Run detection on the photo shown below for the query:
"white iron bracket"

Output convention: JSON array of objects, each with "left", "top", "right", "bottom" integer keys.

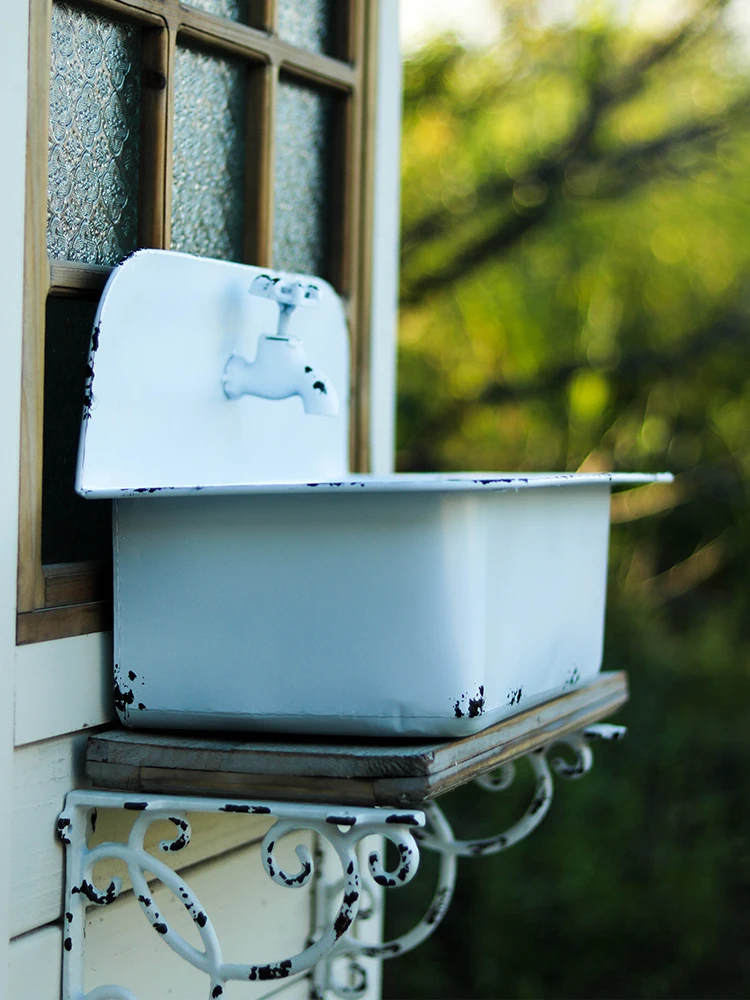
[
  {"left": 311, "top": 724, "right": 626, "bottom": 998},
  {"left": 57, "top": 725, "right": 625, "bottom": 1000}
]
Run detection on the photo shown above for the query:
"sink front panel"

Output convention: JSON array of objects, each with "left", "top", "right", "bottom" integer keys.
[{"left": 113, "top": 485, "right": 612, "bottom": 736}]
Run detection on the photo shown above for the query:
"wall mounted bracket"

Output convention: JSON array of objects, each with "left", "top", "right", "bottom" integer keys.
[{"left": 57, "top": 725, "right": 624, "bottom": 1000}]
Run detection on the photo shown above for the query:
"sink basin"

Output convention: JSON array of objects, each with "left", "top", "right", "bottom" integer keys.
[{"left": 78, "top": 251, "right": 669, "bottom": 737}]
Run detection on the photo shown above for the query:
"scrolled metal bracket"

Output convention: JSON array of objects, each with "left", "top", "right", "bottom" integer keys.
[
  {"left": 58, "top": 725, "right": 625, "bottom": 1000},
  {"left": 57, "top": 790, "right": 424, "bottom": 1000},
  {"left": 314, "top": 724, "right": 626, "bottom": 998}
]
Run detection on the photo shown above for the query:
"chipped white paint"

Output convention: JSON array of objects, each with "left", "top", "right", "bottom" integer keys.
[
  {"left": 76, "top": 251, "right": 350, "bottom": 495},
  {"left": 9, "top": 851, "right": 314, "bottom": 1000},
  {"left": 110, "top": 480, "right": 661, "bottom": 737},
  {"left": 75, "top": 251, "right": 669, "bottom": 738},
  {"left": 11, "top": 731, "right": 282, "bottom": 939},
  {"left": 58, "top": 791, "right": 424, "bottom": 1000}
]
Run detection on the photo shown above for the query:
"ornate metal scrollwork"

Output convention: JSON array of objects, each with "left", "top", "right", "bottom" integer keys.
[
  {"left": 58, "top": 791, "right": 424, "bottom": 1000},
  {"left": 58, "top": 726, "right": 625, "bottom": 1000},
  {"left": 317, "top": 725, "right": 625, "bottom": 997}
]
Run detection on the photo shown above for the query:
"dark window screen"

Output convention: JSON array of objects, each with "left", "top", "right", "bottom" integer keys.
[{"left": 42, "top": 296, "right": 112, "bottom": 565}]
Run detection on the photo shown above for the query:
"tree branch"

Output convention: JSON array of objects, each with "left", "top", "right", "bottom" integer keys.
[{"left": 400, "top": 0, "right": 734, "bottom": 305}]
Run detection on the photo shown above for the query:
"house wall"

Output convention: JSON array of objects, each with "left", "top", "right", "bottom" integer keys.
[{"left": 1, "top": 2, "right": 402, "bottom": 997}]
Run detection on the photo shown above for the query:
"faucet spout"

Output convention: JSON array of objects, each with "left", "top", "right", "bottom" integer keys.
[{"left": 222, "top": 335, "right": 338, "bottom": 417}]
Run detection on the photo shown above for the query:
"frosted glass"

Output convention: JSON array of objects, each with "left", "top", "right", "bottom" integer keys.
[
  {"left": 277, "top": 0, "right": 336, "bottom": 56},
  {"left": 171, "top": 47, "right": 247, "bottom": 261},
  {"left": 47, "top": 3, "right": 141, "bottom": 266},
  {"left": 183, "top": 0, "right": 249, "bottom": 22},
  {"left": 274, "top": 78, "right": 334, "bottom": 277}
]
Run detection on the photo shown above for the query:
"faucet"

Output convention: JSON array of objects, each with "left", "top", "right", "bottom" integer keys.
[{"left": 222, "top": 275, "right": 338, "bottom": 417}]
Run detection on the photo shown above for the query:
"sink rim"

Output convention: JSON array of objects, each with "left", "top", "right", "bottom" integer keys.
[{"left": 79, "top": 469, "right": 672, "bottom": 499}]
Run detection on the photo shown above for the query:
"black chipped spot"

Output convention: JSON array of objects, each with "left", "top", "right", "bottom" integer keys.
[
  {"left": 212, "top": 988, "right": 224, "bottom": 998},
  {"left": 113, "top": 678, "right": 135, "bottom": 714},
  {"left": 196, "top": 912, "right": 207, "bottom": 927},
  {"left": 312, "top": 380, "right": 327, "bottom": 394},
  {"left": 528, "top": 795, "right": 547, "bottom": 815},
  {"left": 65, "top": 911, "right": 73, "bottom": 923},
  {"left": 385, "top": 814, "right": 419, "bottom": 825},
  {"left": 220, "top": 804, "right": 250, "bottom": 813},
  {"left": 138, "top": 895, "right": 152, "bottom": 907},
  {"left": 346, "top": 861, "right": 354, "bottom": 875},
  {"left": 72, "top": 879, "right": 118, "bottom": 905},
  {"left": 334, "top": 911, "right": 352, "bottom": 938},
  {"left": 364, "top": 943, "right": 401, "bottom": 957},
  {"left": 251, "top": 960, "right": 292, "bottom": 982},
  {"left": 251, "top": 806, "right": 271, "bottom": 814},
  {"left": 343, "top": 890, "right": 359, "bottom": 907},
  {"left": 305, "top": 366, "right": 313, "bottom": 373},
  {"left": 128, "top": 670, "right": 137, "bottom": 681},
  {"left": 468, "top": 685, "right": 486, "bottom": 718},
  {"left": 153, "top": 921, "right": 168, "bottom": 935},
  {"left": 564, "top": 667, "right": 581, "bottom": 688},
  {"left": 64, "top": 937, "right": 72, "bottom": 951},
  {"left": 282, "top": 861, "right": 312, "bottom": 886},
  {"left": 373, "top": 875, "right": 397, "bottom": 888},
  {"left": 425, "top": 886, "right": 451, "bottom": 924},
  {"left": 326, "top": 815, "right": 356, "bottom": 827},
  {"left": 124, "top": 801, "right": 148, "bottom": 810}
]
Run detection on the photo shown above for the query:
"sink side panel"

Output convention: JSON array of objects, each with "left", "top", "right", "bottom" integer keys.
[{"left": 480, "top": 484, "right": 612, "bottom": 714}]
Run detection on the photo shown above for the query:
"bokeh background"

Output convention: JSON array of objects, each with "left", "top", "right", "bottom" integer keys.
[{"left": 383, "top": 1, "right": 750, "bottom": 996}]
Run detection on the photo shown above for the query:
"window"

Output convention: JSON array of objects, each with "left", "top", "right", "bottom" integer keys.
[{"left": 19, "top": 0, "right": 376, "bottom": 644}]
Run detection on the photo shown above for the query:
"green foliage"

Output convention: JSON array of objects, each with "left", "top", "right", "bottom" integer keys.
[{"left": 388, "top": 2, "right": 750, "bottom": 996}]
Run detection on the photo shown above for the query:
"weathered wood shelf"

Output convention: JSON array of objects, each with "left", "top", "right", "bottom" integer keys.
[{"left": 86, "top": 672, "right": 627, "bottom": 807}]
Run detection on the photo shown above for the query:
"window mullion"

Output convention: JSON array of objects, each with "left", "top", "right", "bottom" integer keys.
[
  {"left": 245, "top": 61, "right": 277, "bottom": 266},
  {"left": 140, "top": 25, "right": 171, "bottom": 248},
  {"left": 161, "top": 23, "right": 179, "bottom": 250}
]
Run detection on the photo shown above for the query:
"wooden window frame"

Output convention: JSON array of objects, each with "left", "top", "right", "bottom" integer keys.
[{"left": 18, "top": 0, "right": 378, "bottom": 645}]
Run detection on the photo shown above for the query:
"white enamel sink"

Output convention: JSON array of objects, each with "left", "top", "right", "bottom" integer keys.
[{"left": 78, "top": 251, "right": 670, "bottom": 737}]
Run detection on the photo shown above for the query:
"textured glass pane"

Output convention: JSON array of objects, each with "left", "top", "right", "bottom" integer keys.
[
  {"left": 183, "top": 0, "right": 249, "bottom": 22},
  {"left": 171, "top": 47, "right": 246, "bottom": 262},
  {"left": 43, "top": 297, "right": 111, "bottom": 565},
  {"left": 277, "top": 0, "right": 336, "bottom": 56},
  {"left": 47, "top": 3, "right": 141, "bottom": 266},
  {"left": 274, "top": 79, "right": 334, "bottom": 277}
]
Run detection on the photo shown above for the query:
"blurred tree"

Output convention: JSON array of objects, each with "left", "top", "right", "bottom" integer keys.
[
  {"left": 387, "top": 1, "right": 750, "bottom": 997},
  {"left": 397, "top": 0, "right": 750, "bottom": 620}
]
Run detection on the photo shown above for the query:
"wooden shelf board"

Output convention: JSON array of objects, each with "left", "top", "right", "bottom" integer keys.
[{"left": 86, "top": 672, "right": 628, "bottom": 807}]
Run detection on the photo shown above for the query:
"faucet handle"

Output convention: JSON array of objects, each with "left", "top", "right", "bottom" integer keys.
[{"left": 250, "top": 275, "right": 321, "bottom": 309}]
